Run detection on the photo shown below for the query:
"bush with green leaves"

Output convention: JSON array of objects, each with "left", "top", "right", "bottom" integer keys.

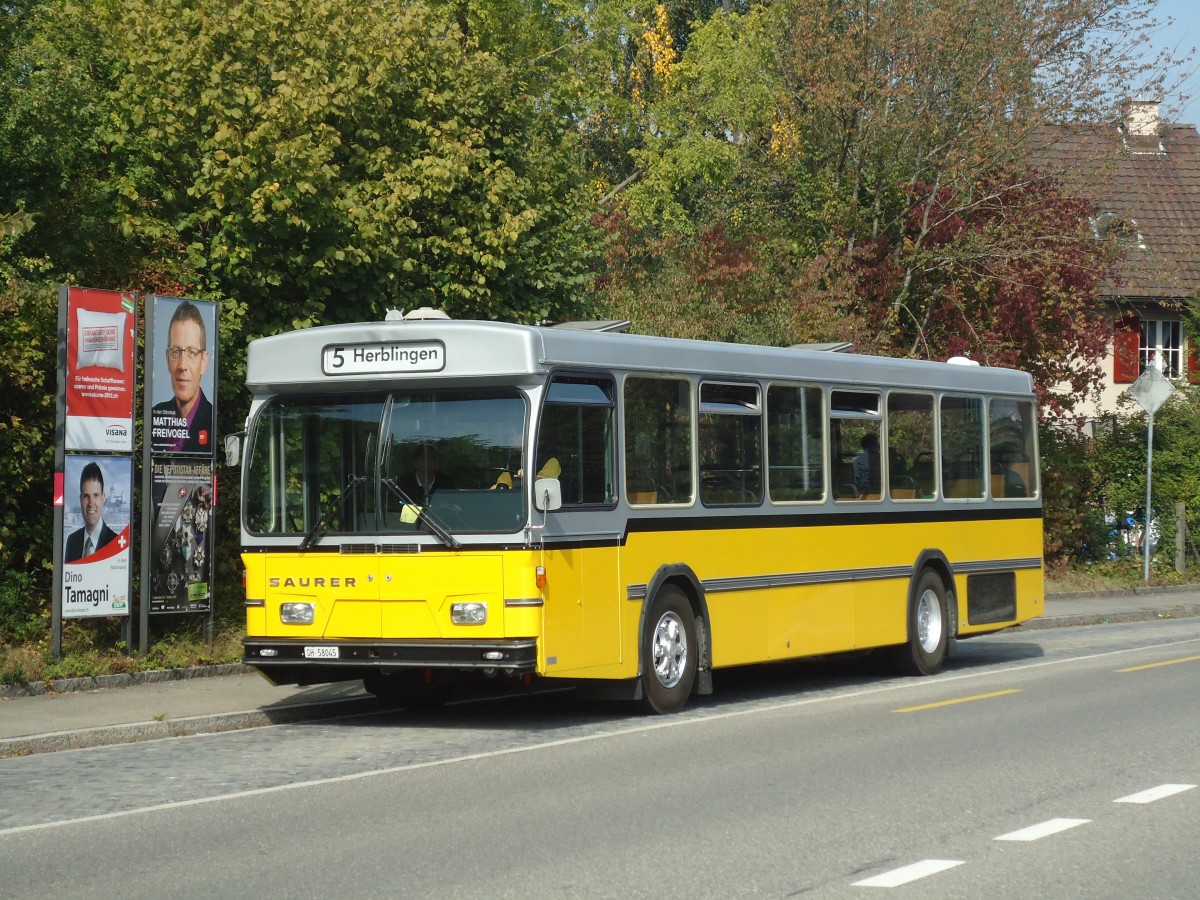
[
  {"left": 0, "top": 279, "right": 58, "bottom": 641},
  {"left": 1058, "top": 387, "right": 1200, "bottom": 572}
]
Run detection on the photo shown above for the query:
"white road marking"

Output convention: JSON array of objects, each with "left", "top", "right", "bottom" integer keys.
[
  {"left": 853, "top": 859, "right": 965, "bottom": 888},
  {"left": 995, "top": 818, "right": 1091, "bottom": 841},
  {"left": 1116, "top": 783, "right": 1196, "bottom": 804}
]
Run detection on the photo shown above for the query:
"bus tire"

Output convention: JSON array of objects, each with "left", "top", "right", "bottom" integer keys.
[
  {"left": 890, "top": 569, "right": 949, "bottom": 676},
  {"left": 640, "top": 585, "right": 698, "bottom": 714}
]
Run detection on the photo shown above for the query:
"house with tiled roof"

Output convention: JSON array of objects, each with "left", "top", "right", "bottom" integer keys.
[{"left": 1030, "top": 100, "right": 1200, "bottom": 422}]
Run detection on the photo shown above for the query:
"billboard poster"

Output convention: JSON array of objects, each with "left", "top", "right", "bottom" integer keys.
[
  {"left": 148, "top": 295, "right": 217, "bottom": 455},
  {"left": 61, "top": 455, "right": 133, "bottom": 619},
  {"left": 149, "top": 459, "right": 214, "bottom": 613},
  {"left": 64, "top": 287, "right": 137, "bottom": 452}
]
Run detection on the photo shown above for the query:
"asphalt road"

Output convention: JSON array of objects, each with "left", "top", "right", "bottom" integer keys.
[{"left": 1, "top": 617, "right": 1197, "bottom": 899}]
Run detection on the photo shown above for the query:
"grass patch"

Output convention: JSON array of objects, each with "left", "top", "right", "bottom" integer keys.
[
  {"left": 1, "top": 621, "right": 244, "bottom": 688},
  {"left": 1046, "top": 555, "right": 1193, "bottom": 594}
]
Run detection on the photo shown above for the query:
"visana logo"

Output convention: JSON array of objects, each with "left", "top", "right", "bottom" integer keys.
[{"left": 106, "top": 424, "right": 129, "bottom": 436}]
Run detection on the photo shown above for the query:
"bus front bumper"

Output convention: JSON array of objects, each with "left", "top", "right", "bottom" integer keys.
[{"left": 244, "top": 637, "right": 538, "bottom": 675}]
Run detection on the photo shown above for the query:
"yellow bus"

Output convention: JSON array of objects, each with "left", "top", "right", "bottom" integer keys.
[{"left": 239, "top": 313, "right": 1042, "bottom": 712}]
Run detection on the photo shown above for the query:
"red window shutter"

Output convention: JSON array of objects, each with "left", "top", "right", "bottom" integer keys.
[
  {"left": 1112, "top": 316, "right": 1140, "bottom": 384},
  {"left": 1188, "top": 339, "right": 1200, "bottom": 385}
]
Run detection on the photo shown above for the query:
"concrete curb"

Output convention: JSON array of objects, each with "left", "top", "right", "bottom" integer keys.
[
  {"left": 1042, "top": 584, "right": 1200, "bottom": 600},
  {"left": 0, "top": 695, "right": 385, "bottom": 758},
  {"left": 1016, "top": 603, "right": 1200, "bottom": 630},
  {"left": 0, "top": 662, "right": 254, "bottom": 701}
]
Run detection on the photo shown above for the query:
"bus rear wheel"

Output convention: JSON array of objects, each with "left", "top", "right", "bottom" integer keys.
[
  {"left": 640, "top": 585, "right": 698, "bottom": 714},
  {"left": 890, "top": 570, "right": 949, "bottom": 676}
]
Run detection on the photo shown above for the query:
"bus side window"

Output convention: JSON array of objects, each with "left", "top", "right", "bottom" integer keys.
[
  {"left": 700, "top": 382, "right": 762, "bottom": 507},
  {"left": 538, "top": 376, "right": 616, "bottom": 507},
  {"left": 989, "top": 398, "right": 1037, "bottom": 498},
  {"left": 624, "top": 377, "right": 693, "bottom": 505},
  {"left": 886, "top": 392, "right": 935, "bottom": 501},
  {"left": 941, "top": 396, "right": 985, "bottom": 499},
  {"left": 766, "top": 384, "right": 825, "bottom": 503},
  {"left": 833, "top": 420, "right": 882, "bottom": 501}
]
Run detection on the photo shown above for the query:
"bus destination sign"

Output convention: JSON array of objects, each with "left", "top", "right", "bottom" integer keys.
[{"left": 322, "top": 340, "right": 446, "bottom": 376}]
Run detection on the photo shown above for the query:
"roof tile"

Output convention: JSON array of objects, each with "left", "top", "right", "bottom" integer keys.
[{"left": 1030, "top": 122, "right": 1200, "bottom": 300}]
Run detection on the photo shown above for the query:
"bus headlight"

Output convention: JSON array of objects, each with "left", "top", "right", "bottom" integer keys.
[
  {"left": 451, "top": 602, "right": 488, "bottom": 625},
  {"left": 280, "top": 602, "right": 315, "bottom": 625}
]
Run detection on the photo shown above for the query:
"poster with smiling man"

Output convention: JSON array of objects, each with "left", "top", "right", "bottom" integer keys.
[
  {"left": 61, "top": 455, "right": 133, "bottom": 619},
  {"left": 148, "top": 296, "right": 218, "bottom": 455}
]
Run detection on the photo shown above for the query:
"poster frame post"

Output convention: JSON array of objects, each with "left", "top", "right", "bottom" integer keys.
[
  {"left": 53, "top": 286, "right": 139, "bottom": 659},
  {"left": 52, "top": 288, "right": 66, "bottom": 659},
  {"left": 140, "top": 296, "right": 219, "bottom": 654}
]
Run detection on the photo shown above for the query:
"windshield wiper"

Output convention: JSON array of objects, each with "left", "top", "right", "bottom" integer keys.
[
  {"left": 299, "top": 473, "right": 367, "bottom": 552},
  {"left": 380, "top": 476, "right": 462, "bottom": 550}
]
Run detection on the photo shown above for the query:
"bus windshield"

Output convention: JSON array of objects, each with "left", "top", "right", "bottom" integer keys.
[{"left": 245, "top": 389, "right": 528, "bottom": 538}]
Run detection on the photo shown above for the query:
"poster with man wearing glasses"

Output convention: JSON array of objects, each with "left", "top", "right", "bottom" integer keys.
[{"left": 149, "top": 296, "right": 217, "bottom": 455}]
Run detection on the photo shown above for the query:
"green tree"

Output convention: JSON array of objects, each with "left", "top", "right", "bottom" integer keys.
[
  {"left": 601, "top": 0, "right": 1182, "bottom": 412},
  {"left": 0, "top": 1, "right": 129, "bottom": 285},
  {"left": 0, "top": 278, "right": 58, "bottom": 640},
  {"left": 99, "top": 0, "right": 599, "bottom": 334}
]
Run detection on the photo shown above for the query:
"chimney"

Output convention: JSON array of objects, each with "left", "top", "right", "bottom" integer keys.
[{"left": 1123, "top": 99, "right": 1161, "bottom": 137}]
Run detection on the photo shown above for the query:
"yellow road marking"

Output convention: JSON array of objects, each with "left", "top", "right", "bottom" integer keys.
[
  {"left": 894, "top": 689, "right": 1022, "bottom": 713},
  {"left": 1116, "top": 654, "right": 1200, "bottom": 673}
]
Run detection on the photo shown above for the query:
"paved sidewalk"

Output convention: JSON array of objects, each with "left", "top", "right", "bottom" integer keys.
[{"left": 3, "top": 588, "right": 1199, "bottom": 757}]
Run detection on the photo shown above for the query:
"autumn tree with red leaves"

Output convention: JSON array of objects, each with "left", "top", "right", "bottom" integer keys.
[
  {"left": 594, "top": 0, "right": 1185, "bottom": 413},
  {"left": 849, "top": 171, "right": 1117, "bottom": 412}
]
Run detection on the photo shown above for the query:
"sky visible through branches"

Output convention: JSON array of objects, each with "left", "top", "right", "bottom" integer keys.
[{"left": 1140, "top": 0, "right": 1200, "bottom": 123}]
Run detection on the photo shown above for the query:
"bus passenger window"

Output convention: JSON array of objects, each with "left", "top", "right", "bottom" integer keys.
[
  {"left": 767, "top": 385, "right": 825, "bottom": 502},
  {"left": 886, "top": 392, "right": 935, "bottom": 500},
  {"left": 700, "top": 382, "right": 762, "bottom": 506},
  {"left": 990, "top": 398, "right": 1037, "bottom": 498},
  {"left": 624, "top": 377, "right": 693, "bottom": 505},
  {"left": 830, "top": 390, "right": 882, "bottom": 502},
  {"left": 831, "top": 420, "right": 882, "bottom": 501},
  {"left": 941, "top": 396, "right": 985, "bottom": 499}
]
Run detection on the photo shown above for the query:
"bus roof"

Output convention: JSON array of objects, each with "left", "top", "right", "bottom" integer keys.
[{"left": 245, "top": 318, "right": 1034, "bottom": 397}]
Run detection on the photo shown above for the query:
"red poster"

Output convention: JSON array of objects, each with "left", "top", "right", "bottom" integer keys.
[{"left": 64, "top": 287, "right": 137, "bottom": 452}]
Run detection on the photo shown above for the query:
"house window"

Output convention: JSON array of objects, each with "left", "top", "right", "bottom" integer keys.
[{"left": 1140, "top": 319, "right": 1183, "bottom": 378}]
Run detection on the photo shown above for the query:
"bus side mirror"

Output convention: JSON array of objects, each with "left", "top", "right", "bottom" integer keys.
[
  {"left": 534, "top": 477, "right": 562, "bottom": 512},
  {"left": 224, "top": 433, "right": 243, "bottom": 467}
]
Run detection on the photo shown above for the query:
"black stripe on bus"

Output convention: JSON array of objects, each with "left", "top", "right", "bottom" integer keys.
[
  {"left": 626, "top": 556, "right": 1042, "bottom": 601},
  {"left": 622, "top": 504, "right": 1041, "bottom": 534}
]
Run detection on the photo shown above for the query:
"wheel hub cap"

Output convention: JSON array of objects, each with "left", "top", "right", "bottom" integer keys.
[{"left": 651, "top": 612, "right": 687, "bottom": 688}]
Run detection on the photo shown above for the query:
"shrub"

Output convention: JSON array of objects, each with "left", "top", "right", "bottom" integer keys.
[
  {"left": 0, "top": 569, "right": 47, "bottom": 644},
  {"left": 0, "top": 279, "right": 58, "bottom": 619}
]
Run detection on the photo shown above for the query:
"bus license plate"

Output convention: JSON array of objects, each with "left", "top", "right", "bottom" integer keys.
[{"left": 304, "top": 646, "right": 339, "bottom": 659}]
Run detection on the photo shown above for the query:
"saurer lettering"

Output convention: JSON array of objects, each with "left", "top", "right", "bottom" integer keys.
[{"left": 268, "top": 577, "right": 358, "bottom": 588}]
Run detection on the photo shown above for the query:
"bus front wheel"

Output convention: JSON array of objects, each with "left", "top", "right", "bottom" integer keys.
[
  {"left": 890, "top": 570, "right": 949, "bottom": 676},
  {"left": 640, "top": 585, "right": 698, "bottom": 714}
]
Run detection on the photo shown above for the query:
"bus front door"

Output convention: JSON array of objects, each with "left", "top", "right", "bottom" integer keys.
[{"left": 540, "top": 539, "right": 623, "bottom": 676}]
